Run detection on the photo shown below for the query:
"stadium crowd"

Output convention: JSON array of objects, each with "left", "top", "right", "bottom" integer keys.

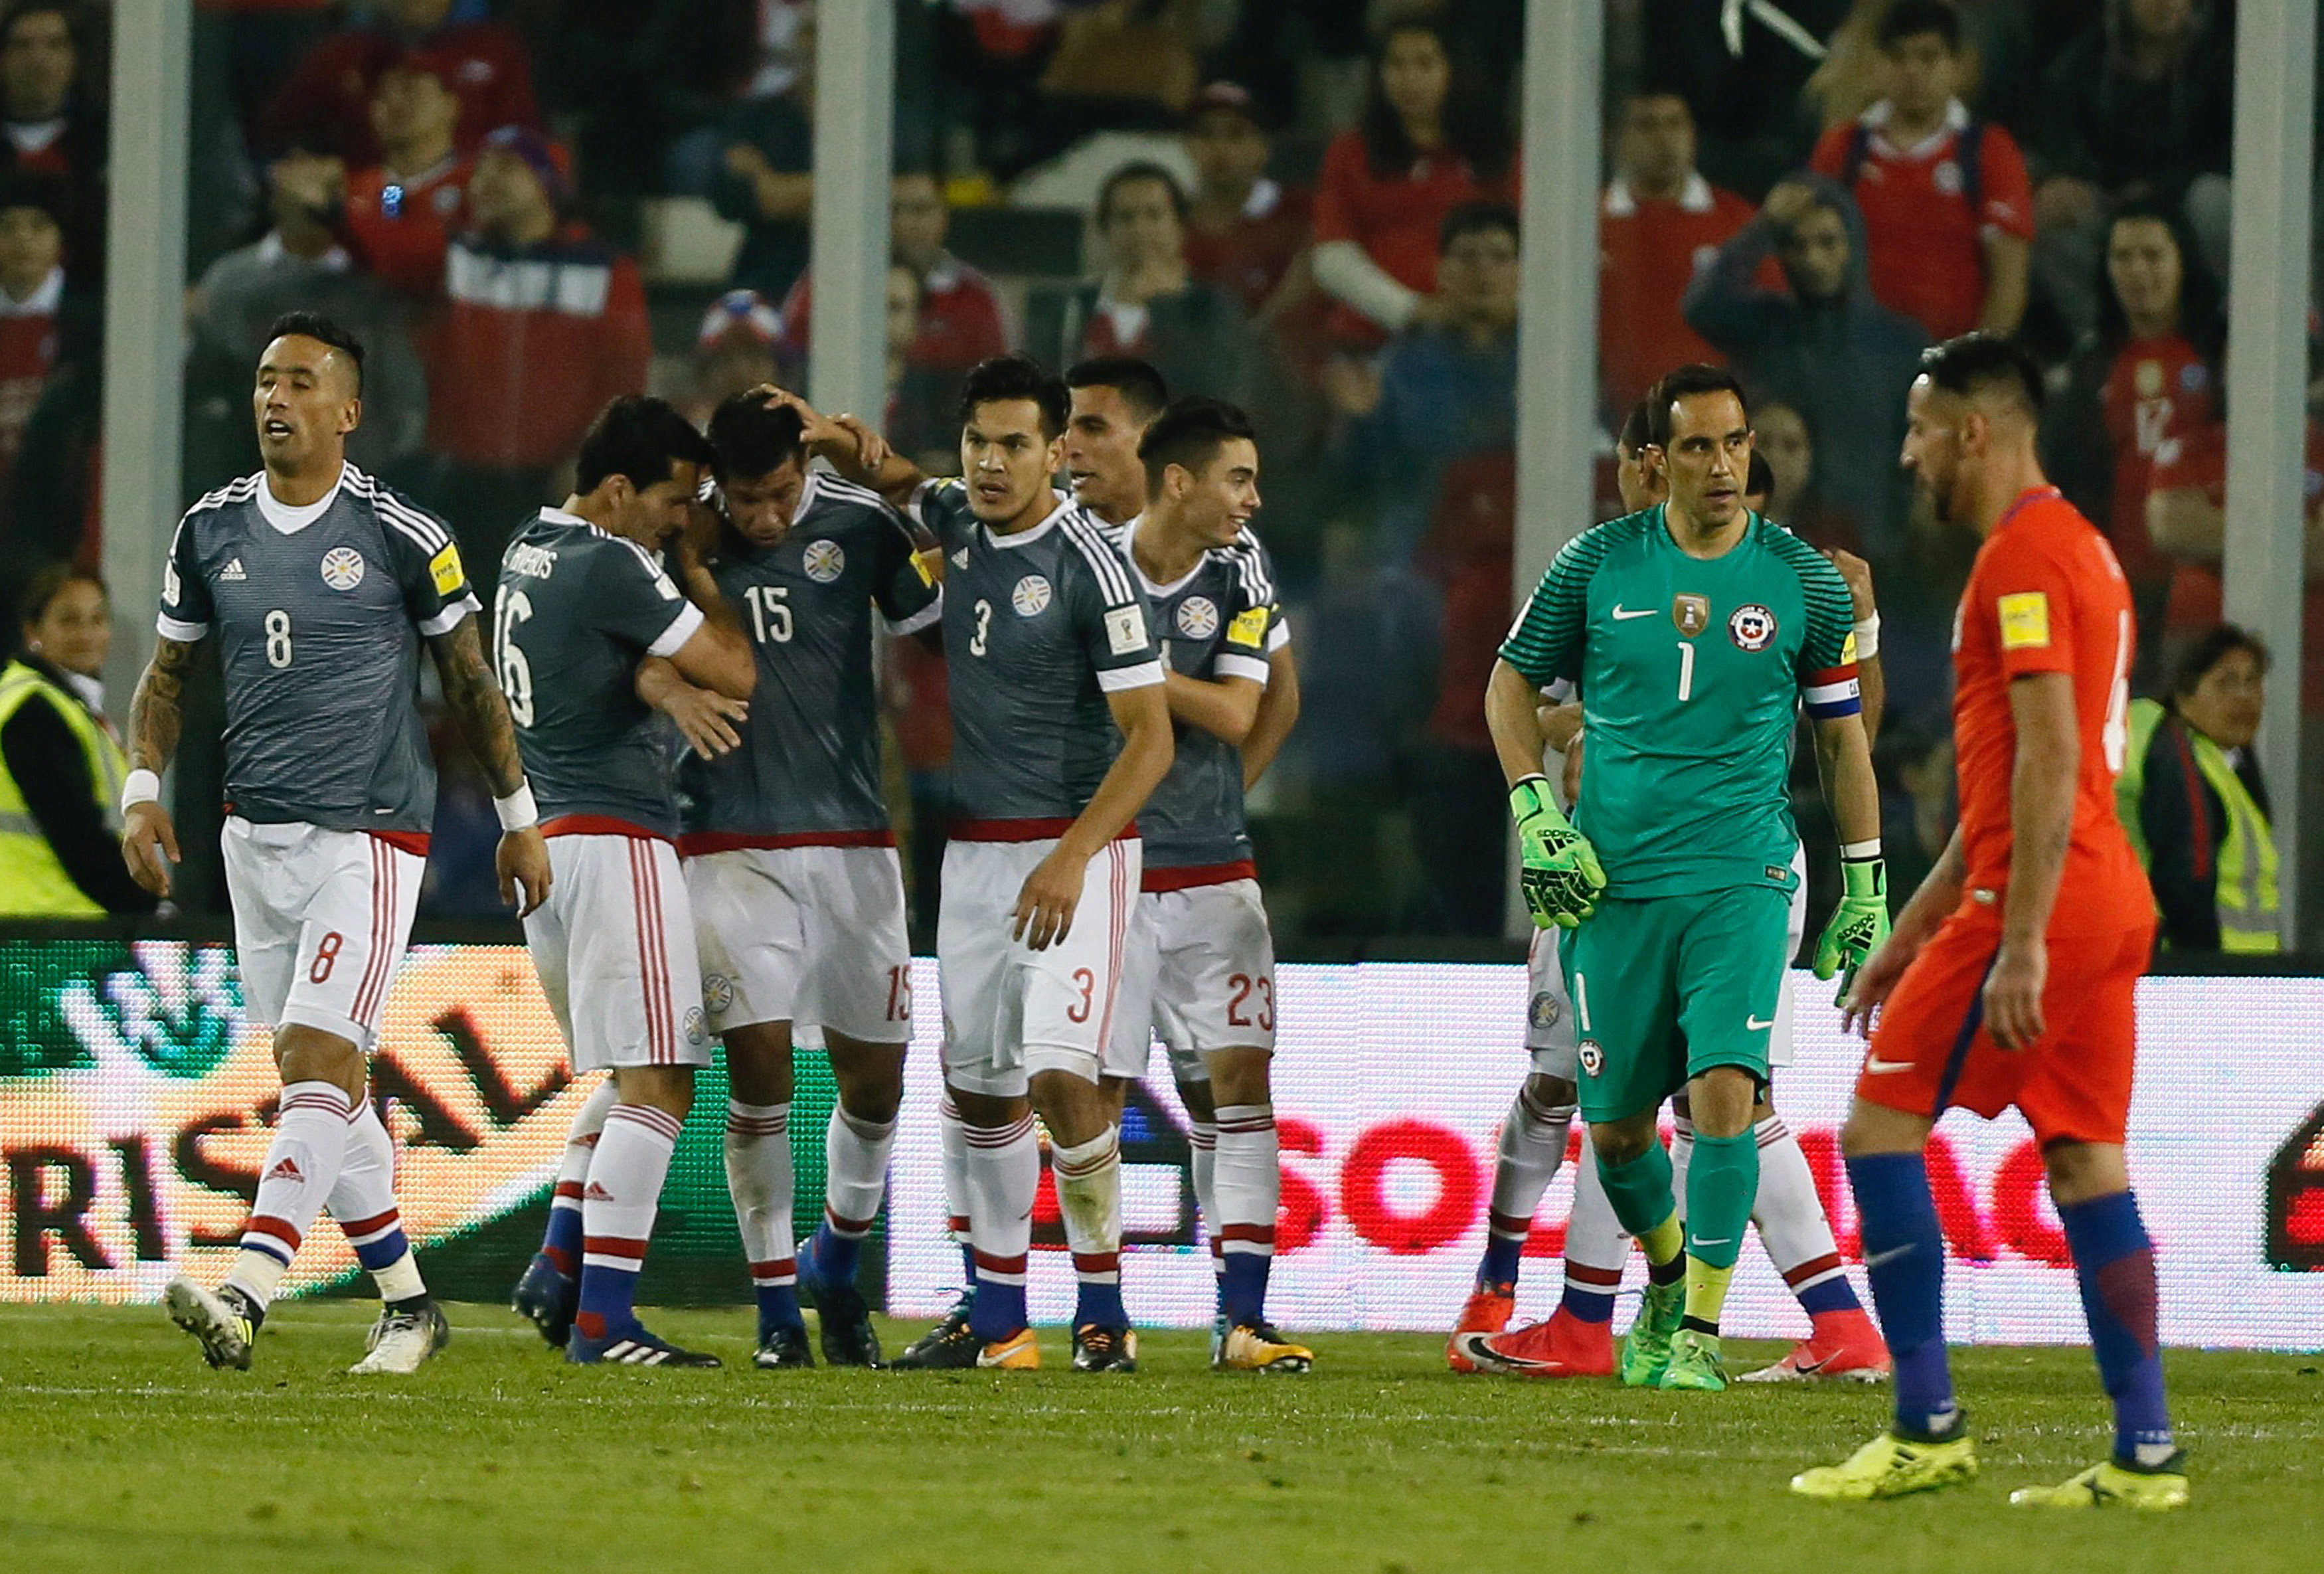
[{"left": 0, "top": 0, "right": 2305, "bottom": 952}]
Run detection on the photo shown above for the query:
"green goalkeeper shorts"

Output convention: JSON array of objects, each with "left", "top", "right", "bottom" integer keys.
[{"left": 1561, "top": 885, "right": 1793, "bottom": 1124}]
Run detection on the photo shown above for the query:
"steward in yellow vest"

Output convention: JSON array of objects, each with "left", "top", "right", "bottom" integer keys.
[{"left": 0, "top": 648, "right": 157, "bottom": 917}]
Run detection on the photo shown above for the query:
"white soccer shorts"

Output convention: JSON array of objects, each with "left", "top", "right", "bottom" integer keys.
[
  {"left": 1523, "top": 849, "right": 1811, "bottom": 1079},
  {"left": 221, "top": 816, "right": 424, "bottom": 1050},
  {"left": 686, "top": 843, "right": 914, "bottom": 1045},
  {"left": 1110, "top": 877, "right": 1277, "bottom": 1085},
  {"left": 938, "top": 834, "right": 1140, "bottom": 1097},
  {"left": 525, "top": 831, "right": 711, "bottom": 1071}
]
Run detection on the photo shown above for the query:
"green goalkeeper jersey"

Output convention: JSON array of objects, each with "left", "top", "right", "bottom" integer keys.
[{"left": 1499, "top": 505, "right": 1861, "bottom": 899}]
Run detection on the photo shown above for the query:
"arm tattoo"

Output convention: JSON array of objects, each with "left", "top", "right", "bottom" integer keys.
[
  {"left": 428, "top": 617, "right": 527, "bottom": 797},
  {"left": 127, "top": 637, "right": 197, "bottom": 774}
]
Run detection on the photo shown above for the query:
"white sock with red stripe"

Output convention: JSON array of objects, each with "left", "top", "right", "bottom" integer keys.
[
  {"left": 1187, "top": 1116, "right": 1219, "bottom": 1296},
  {"left": 329, "top": 1097, "right": 426, "bottom": 1304},
  {"left": 939, "top": 1093, "right": 975, "bottom": 1286},
  {"left": 1053, "top": 1125, "right": 1127, "bottom": 1329},
  {"left": 963, "top": 1106, "right": 1038, "bottom": 1342},
  {"left": 1752, "top": 1113, "right": 1864, "bottom": 1318},
  {"left": 723, "top": 1098, "right": 803, "bottom": 1337},
  {"left": 1670, "top": 1112, "right": 1695, "bottom": 1219},
  {"left": 1213, "top": 1103, "right": 1278, "bottom": 1328},
  {"left": 1481, "top": 1085, "right": 1572, "bottom": 1289},
  {"left": 227, "top": 1080, "right": 353, "bottom": 1309},
  {"left": 575, "top": 1101, "right": 682, "bottom": 1340},
  {"left": 809, "top": 1105, "right": 894, "bottom": 1286},
  {"left": 1558, "top": 1129, "right": 1628, "bottom": 1326},
  {"left": 540, "top": 1077, "right": 617, "bottom": 1278}
]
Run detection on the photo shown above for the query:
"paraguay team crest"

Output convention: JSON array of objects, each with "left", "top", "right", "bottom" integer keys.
[
  {"left": 319, "top": 547, "right": 366, "bottom": 592},
  {"left": 1011, "top": 574, "right": 1052, "bottom": 616},
  {"left": 1672, "top": 593, "right": 1710, "bottom": 636},
  {"left": 1529, "top": 992, "right": 1561, "bottom": 1033},
  {"left": 1175, "top": 595, "right": 1219, "bottom": 640},
  {"left": 801, "top": 539, "right": 846, "bottom": 583},
  {"left": 702, "top": 974, "right": 734, "bottom": 1015},
  {"left": 1728, "top": 603, "right": 1778, "bottom": 650}
]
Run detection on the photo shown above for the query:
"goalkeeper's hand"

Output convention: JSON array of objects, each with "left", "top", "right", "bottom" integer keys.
[
  {"left": 1813, "top": 852, "right": 1892, "bottom": 997},
  {"left": 1509, "top": 774, "right": 1605, "bottom": 930}
]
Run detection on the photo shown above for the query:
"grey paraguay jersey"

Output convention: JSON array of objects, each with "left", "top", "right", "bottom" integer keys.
[
  {"left": 1115, "top": 517, "right": 1288, "bottom": 879},
  {"left": 495, "top": 507, "right": 704, "bottom": 837},
  {"left": 157, "top": 462, "right": 479, "bottom": 833},
  {"left": 912, "top": 478, "right": 1161, "bottom": 828},
  {"left": 679, "top": 471, "right": 940, "bottom": 846}
]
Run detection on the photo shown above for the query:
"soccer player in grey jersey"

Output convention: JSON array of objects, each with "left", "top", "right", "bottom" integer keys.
[
  {"left": 880, "top": 355, "right": 1173, "bottom": 1372},
  {"left": 498, "top": 396, "right": 756, "bottom": 1367},
  {"left": 639, "top": 394, "right": 940, "bottom": 1370},
  {"left": 1108, "top": 396, "right": 1313, "bottom": 1373},
  {"left": 122, "top": 313, "right": 550, "bottom": 1376}
]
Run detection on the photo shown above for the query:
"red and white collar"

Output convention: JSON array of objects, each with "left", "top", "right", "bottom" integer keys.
[
  {"left": 1602, "top": 172, "right": 1716, "bottom": 218},
  {"left": 1859, "top": 97, "right": 1969, "bottom": 161}
]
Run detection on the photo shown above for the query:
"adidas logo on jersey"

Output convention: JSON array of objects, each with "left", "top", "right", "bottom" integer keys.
[
  {"left": 583, "top": 1181, "right": 615, "bottom": 1201},
  {"left": 264, "top": 1156, "right": 304, "bottom": 1183},
  {"left": 220, "top": 558, "right": 248, "bottom": 582},
  {"left": 951, "top": 548, "right": 969, "bottom": 569}
]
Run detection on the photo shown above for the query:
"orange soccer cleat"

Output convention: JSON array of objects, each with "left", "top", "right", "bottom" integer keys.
[
  {"left": 1740, "top": 1306, "right": 1892, "bottom": 1383},
  {"left": 1450, "top": 1306, "right": 1616, "bottom": 1379},
  {"left": 1446, "top": 1280, "right": 1516, "bottom": 1372}
]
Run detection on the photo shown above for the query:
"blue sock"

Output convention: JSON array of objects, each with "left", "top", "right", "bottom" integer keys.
[
  {"left": 958, "top": 1238, "right": 977, "bottom": 1290},
  {"left": 2058, "top": 1190, "right": 2174, "bottom": 1464},
  {"left": 541, "top": 1203, "right": 582, "bottom": 1278},
  {"left": 1479, "top": 1233, "right": 1525, "bottom": 1288},
  {"left": 968, "top": 1268, "right": 1027, "bottom": 1342},
  {"left": 353, "top": 1223, "right": 412, "bottom": 1276},
  {"left": 575, "top": 1264, "right": 639, "bottom": 1340},
  {"left": 1558, "top": 1279, "right": 1617, "bottom": 1324},
  {"left": 1220, "top": 1251, "right": 1270, "bottom": 1327},
  {"left": 1847, "top": 1152, "right": 1956, "bottom": 1437},
  {"left": 810, "top": 1219, "right": 863, "bottom": 1286},
  {"left": 755, "top": 1284, "right": 805, "bottom": 1342},
  {"left": 1796, "top": 1275, "right": 1863, "bottom": 1317},
  {"left": 1072, "top": 1257, "right": 1127, "bottom": 1330}
]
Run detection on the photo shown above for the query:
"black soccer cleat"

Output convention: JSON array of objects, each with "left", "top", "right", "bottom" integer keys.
[
  {"left": 1070, "top": 1323, "right": 1139, "bottom": 1373},
  {"left": 798, "top": 1235, "right": 884, "bottom": 1368},
  {"left": 751, "top": 1325, "right": 815, "bottom": 1370},
  {"left": 892, "top": 1293, "right": 979, "bottom": 1370},
  {"left": 512, "top": 1253, "right": 579, "bottom": 1350}
]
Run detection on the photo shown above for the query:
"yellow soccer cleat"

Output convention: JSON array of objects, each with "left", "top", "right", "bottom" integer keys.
[
  {"left": 1215, "top": 1321, "right": 1313, "bottom": 1374},
  {"left": 1791, "top": 1428, "right": 1979, "bottom": 1502},
  {"left": 974, "top": 1328, "right": 1041, "bottom": 1370},
  {"left": 2009, "top": 1456, "right": 2189, "bottom": 1512}
]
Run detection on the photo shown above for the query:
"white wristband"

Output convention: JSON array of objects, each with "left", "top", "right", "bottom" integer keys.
[
  {"left": 121, "top": 768, "right": 161, "bottom": 815},
  {"left": 1841, "top": 839, "right": 1884, "bottom": 861},
  {"left": 1853, "top": 612, "right": 1881, "bottom": 661},
  {"left": 493, "top": 782, "right": 539, "bottom": 831}
]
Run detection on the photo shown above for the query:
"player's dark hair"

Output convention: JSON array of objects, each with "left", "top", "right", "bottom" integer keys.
[
  {"left": 705, "top": 394, "right": 806, "bottom": 485},
  {"left": 264, "top": 310, "right": 365, "bottom": 394},
  {"left": 2170, "top": 622, "right": 2272, "bottom": 703},
  {"left": 17, "top": 560, "right": 102, "bottom": 633},
  {"left": 574, "top": 395, "right": 715, "bottom": 495},
  {"left": 1097, "top": 161, "right": 1189, "bottom": 228},
  {"left": 1361, "top": 18, "right": 1511, "bottom": 180},
  {"left": 1918, "top": 332, "right": 2046, "bottom": 420},
  {"left": 1616, "top": 398, "right": 1653, "bottom": 459},
  {"left": 1644, "top": 364, "right": 1750, "bottom": 448},
  {"left": 1066, "top": 356, "right": 1170, "bottom": 424},
  {"left": 1439, "top": 200, "right": 1517, "bottom": 255},
  {"left": 1138, "top": 395, "right": 1258, "bottom": 495},
  {"left": 1878, "top": 0, "right": 1961, "bottom": 52},
  {"left": 957, "top": 353, "right": 1070, "bottom": 440},
  {"left": 1745, "top": 450, "right": 1776, "bottom": 505}
]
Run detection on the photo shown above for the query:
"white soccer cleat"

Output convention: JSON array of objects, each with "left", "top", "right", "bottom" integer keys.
[
  {"left": 347, "top": 1300, "right": 451, "bottom": 1375},
  {"left": 165, "top": 1276, "right": 256, "bottom": 1371}
]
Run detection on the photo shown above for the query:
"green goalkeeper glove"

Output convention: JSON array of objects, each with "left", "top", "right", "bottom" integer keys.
[
  {"left": 1510, "top": 774, "right": 1606, "bottom": 930},
  {"left": 1814, "top": 851, "right": 1892, "bottom": 995}
]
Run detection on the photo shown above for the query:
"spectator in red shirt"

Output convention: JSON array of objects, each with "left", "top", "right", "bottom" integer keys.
[
  {"left": 1808, "top": 0, "right": 2033, "bottom": 343},
  {"left": 0, "top": 175, "right": 60, "bottom": 497},
  {"left": 1179, "top": 82, "right": 1312, "bottom": 319},
  {"left": 418, "top": 127, "right": 651, "bottom": 582},
  {"left": 0, "top": 5, "right": 101, "bottom": 280},
  {"left": 775, "top": 171, "right": 1011, "bottom": 377},
  {"left": 1311, "top": 18, "right": 1515, "bottom": 347},
  {"left": 2046, "top": 200, "right": 2222, "bottom": 683},
  {"left": 339, "top": 58, "right": 469, "bottom": 298},
  {"left": 262, "top": 0, "right": 540, "bottom": 166},
  {"left": 1598, "top": 89, "right": 1754, "bottom": 418}
]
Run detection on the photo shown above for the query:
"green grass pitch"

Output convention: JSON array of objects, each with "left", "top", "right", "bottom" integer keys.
[{"left": 1, "top": 1302, "right": 2317, "bottom": 1573}]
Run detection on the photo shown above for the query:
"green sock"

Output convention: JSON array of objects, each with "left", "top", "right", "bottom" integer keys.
[
  {"left": 1596, "top": 1141, "right": 1683, "bottom": 1270},
  {"left": 1683, "top": 1128, "right": 1759, "bottom": 1272}
]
